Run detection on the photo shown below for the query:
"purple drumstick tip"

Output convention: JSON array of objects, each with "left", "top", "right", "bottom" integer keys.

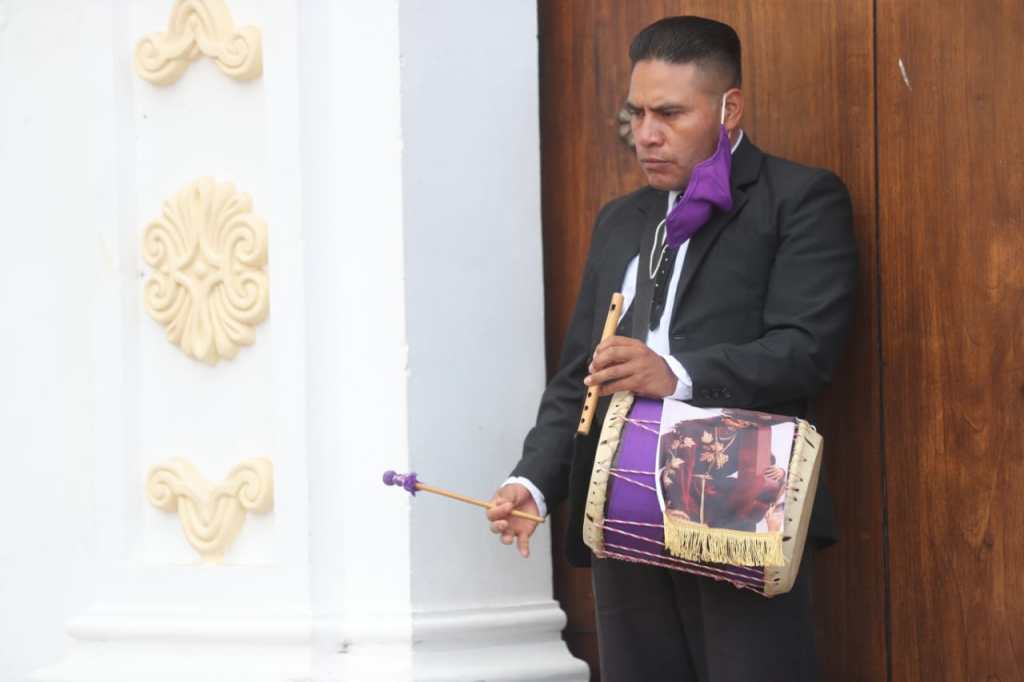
[{"left": 382, "top": 470, "right": 418, "bottom": 496}]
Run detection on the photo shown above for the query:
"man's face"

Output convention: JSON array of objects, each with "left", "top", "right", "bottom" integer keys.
[{"left": 626, "top": 59, "right": 722, "bottom": 191}]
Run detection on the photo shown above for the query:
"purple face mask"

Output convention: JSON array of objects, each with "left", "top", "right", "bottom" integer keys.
[{"left": 664, "top": 94, "right": 734, "bottom": 248}]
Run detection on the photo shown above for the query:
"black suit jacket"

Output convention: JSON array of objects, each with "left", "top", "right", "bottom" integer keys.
[{"left": 512, "top": 136, "right": 858, "bottom": 567}]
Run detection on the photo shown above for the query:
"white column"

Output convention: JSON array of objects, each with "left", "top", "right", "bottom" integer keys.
[
  {"left": 306, "top": 0, "right": 587, "bottom": 678},
  {"left": 301, "top": 0, "right": 414, "bottom": 679},
  {"left": 32, "top": 1, "right": 315, "bottom": 680},
  {"left": 10, "top": 1, "right": 587, "bottom": 681},
  {"left": 398, "top": 2, "right": 587, "bottom": 680}
]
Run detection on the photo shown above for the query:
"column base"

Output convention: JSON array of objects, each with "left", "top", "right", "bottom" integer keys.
[
  {"left": 31, "top": 609, "right": 314, "bottom": 682},
  {"left": 31, "top": 602, "right": 588, "bottom": 682},
  {"left": 411, "top": 602, "right": 590, "bottom": 682}
]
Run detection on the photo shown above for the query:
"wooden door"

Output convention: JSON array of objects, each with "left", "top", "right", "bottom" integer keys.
[
  {"left": 877, "top": 2, "right": 1024, "bottom": 680},
  {"left": 539, "top": 3, "right": 882, "bottom": 680}
]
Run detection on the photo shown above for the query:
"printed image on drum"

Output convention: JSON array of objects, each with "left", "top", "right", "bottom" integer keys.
[{"left": 581, "top": 392, "right": 823, "bottom": 597}]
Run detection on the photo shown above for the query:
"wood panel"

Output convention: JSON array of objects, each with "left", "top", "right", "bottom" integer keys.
[
  {"left": 538, "top": 2, "right": 883, "bottom": 680},
  {"left": 877, "top": 2, "right": 1024, "bottom": 680}
]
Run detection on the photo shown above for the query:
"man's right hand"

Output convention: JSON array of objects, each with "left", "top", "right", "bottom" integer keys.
[{"left": 486, "top": 483, "right": 541, "bottom": 558}]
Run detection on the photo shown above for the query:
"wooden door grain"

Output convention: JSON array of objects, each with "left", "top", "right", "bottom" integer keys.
[{"left": 877, "top": 2, "right": 1024, "bottom": 680}]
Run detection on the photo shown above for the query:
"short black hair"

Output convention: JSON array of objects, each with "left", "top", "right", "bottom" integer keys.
[{"left": 629, "top": 16, "right": 742, "bottom": 90}]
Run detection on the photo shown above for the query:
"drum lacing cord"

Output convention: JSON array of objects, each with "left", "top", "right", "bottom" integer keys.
[
  {"left": 620, "top": 416, "right": 660, "bottom": 435},
  {"left": 603, "top": 542, "right": 764, "bottom": 587},
  {"left": 601, "top": 517, "right": 663, "bottom": 531},
  {"left": 598, "top": 524, "right": 765, "bottom": 587},
  {"left": 601, "top": 544, "right": 763, "bottom": 593},
  {"left": 602, "top": 516, "right": 782, "bottom": 582},
  {"left": 604, "top": 467, "right": 659, "bottom": 493}
]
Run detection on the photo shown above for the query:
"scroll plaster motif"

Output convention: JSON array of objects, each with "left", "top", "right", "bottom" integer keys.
[
  {"left": 146, "top": 457, "right": 273, "bottom": 563},
  {"left": 134, "top": 0, "right": 262, "bottom": 85},
  {"left": 142, "top": 177, "right": 269, "bottom": 365}
]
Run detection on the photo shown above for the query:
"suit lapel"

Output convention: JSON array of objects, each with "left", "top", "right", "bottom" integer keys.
[
  {"left": 595, "top": 188, "right": 665, "bottom": 319},
  {"left": 672, "top": 136, "right": 763, "bottom": 311}
]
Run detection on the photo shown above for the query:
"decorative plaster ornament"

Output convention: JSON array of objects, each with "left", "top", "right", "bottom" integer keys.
[
  {"left": 618, "top": 106, "right": 635, "bottom": 148},
  {"left": 146, "top": 457, "right": 273, "bottom": 564},
  {"left": 142, "top": 177, "right": 269, "bottom": 365},
  {"left": 134, "top": 0, "right": 262, "bottom": 85}
]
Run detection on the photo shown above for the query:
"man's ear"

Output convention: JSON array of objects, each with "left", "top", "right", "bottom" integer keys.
[{"left": 723, "top": 88, "right": 744, "bottom": 133}]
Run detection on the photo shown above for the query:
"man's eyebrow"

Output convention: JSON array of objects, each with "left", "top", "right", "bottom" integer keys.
[
  {"left": 624, "top": 100, "right": 687, "bottom": 112},
  {"left": 651, "top": 100, "right": 687, "bottom": 110}
]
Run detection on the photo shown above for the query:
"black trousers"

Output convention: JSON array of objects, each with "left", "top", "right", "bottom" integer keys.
[{"left": 592, "top": 550, "right": 817, "bottom": 682}]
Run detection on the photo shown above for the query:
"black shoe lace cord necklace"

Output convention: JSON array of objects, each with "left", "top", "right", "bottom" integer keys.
[{"left": 647, "top": 217, "right": 677, "bottom": 333}]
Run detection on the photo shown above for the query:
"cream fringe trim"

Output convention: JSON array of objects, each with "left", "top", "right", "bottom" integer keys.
[{"left": 663, "top": 513, "right": 785, "bottom": 567}]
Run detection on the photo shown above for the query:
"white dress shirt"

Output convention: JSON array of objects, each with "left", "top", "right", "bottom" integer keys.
[{"left": 507, "top": 131, "right": 745, "bottom": 518}]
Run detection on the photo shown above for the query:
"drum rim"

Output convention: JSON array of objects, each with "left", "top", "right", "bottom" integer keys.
[
  {"left": 764, "top": 420, "right": 823, "bottom": 596},
  {"left": 581, "top": 391, "right": 635, "bottom": 558}
]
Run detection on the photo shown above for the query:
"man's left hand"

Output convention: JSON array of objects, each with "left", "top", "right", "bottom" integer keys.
[{"left": 585, "top": 335, "right": 677, "bottom": 398}]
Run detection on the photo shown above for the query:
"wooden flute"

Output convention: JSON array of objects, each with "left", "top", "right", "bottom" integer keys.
[{"left": 576, "top": 292, "right": 625, "bottom": 435}]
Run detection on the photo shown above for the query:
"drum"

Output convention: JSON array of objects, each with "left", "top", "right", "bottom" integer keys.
[{"left": 582, "top": 392, "right": 823, "bottom": 597}]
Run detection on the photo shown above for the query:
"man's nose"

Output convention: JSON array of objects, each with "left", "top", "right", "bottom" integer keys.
[{"left": 633, "top": 117, "right": 663, "bottom": 148}]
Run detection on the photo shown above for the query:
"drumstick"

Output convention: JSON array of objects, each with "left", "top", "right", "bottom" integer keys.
[
  {"left": 577, "top": 292, "right": 625, "bottom": 435},
  {"left": 382, "top": 470, "right": 545, "bottom": 524}
]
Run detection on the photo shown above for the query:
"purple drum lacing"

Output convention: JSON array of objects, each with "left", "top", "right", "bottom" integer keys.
[
  {"left": 623, "top": 416, "right": 661, "bottom": 435},
  {"left": 601, "top": 545, "right": 763, "bottom": 594},
  {"left": 597, "top": 521, "right": 765, "bottom": 586},
  {"left": 605, "top": 467, "right": 659, "bottom": 493}
]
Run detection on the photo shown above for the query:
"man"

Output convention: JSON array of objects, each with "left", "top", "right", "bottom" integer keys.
[{"left": 486, "top": 16, "right": 856, "bottom": 682}]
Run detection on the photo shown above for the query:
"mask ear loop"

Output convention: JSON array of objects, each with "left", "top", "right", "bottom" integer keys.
[{"left": 720, "top": 92, "right": 728, "bottom": 126}]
